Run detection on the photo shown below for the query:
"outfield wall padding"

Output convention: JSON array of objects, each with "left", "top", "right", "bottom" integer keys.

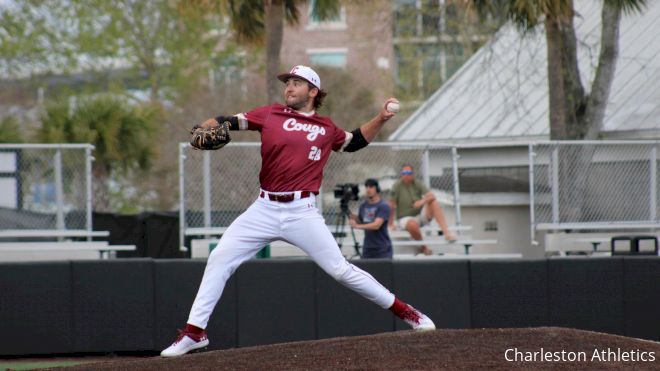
[
  {"left": 470, "top": 259, "right": 548, "bottom": 328},
  {"left": 622, "top": 257, "right": 660, "bottom": 340},
  {"left": 548, "top": 257, "right": 625, "bottom": 336},
  {"left": 71, "top": 259, "right": 155, "bottom": 352},
  {"left": 316, "top": 259, "right": 395, "bottom": 338},
  {"left": 0, "top": 262, "right": 73, "bottom": 355},
  {"left": 392, "top": 260, "right": 471, "bottom": 330},
  {"left": 0, "top": 257, "right": 658, "bottom": 356},
  {"left": 153, "top": 260, "right": 238, "bottom": 351},
  {"left": 236, "top": 260, "right": 317, "bottom": 347}
]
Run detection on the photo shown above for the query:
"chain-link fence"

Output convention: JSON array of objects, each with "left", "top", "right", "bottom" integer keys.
[
  {"left": 321, "top": 144, "right": 456, "bottom": 225},
  {"left": 179, "top": 142, "right": 458, "bottom": 247},
  {"left": 179, "top": 142, "right": 262, "bottom": 232},
  {"left": 0, "top": 144, "right": 94, "bottom": 237},
  {"left": 530, "top": 141, "right": 660, "bottom": 240}
]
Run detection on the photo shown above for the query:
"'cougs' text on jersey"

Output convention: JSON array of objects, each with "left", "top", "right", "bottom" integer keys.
[
  {"left": 282, "top": 118, "right": 326, "bottom": 141},
  {"left": 243, "top": 104, "right": 349, "bottom": 193}
]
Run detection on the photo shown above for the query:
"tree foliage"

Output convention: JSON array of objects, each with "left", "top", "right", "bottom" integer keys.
[
  {"left": 179, "top": 0, "right": 340, "bottom": 103},
  {"left": 469, "top": 0, "right": 647, "bottom": 223},
  {"left": 38, "top": 95, "right": 158, "bottom": 174},
  {"left": 393, "top": 1, "right": 505, "bottom": 103},
  {"left": 0, "top": 116, "right": 23, "bottom": 143},
  {"left": 36, "top": 95, "right": 160, "bottom": 210},
  {"left": 467, "top": 0, "right": 647, "bottom": 139},
  {"left": 0, "top": 0, "right": 240, "bottom": 102}
]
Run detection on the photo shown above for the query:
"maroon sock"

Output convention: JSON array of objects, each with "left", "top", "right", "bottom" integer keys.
[
  {"left": 185, "top": 323, "right": 204, "bottom": 335},
  {"left": 388, "top": 297, "right": 408, "bottom": 318}
]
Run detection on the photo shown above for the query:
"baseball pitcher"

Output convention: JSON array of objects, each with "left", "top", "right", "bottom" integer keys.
[{"left": 162, "top": 65, "right": 435, "bottom": 357}]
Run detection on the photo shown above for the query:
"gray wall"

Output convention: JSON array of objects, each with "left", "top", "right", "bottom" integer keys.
[{"left": 0, "top": 257, "right": 658, "bottom": 356}]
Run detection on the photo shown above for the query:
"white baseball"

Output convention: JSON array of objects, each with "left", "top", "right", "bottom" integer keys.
[{"left": 386, "top": 102, "right": 400, "bottom": 113}]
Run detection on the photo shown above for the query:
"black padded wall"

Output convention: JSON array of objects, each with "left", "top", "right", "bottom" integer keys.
[
  {"left": 622, "top": 257, "right": 660, "bottom": 341},
  {"left": 1, "top": 257, "right": 659, "bottom": 357},
  {"left": 71, "top": 259, "right": 155, "bottom": 352},
  {"left": 470, "top": 259, "right": 548, "bottom": 328},
  {"left": 548, "top": 257, "right": 625, "bottom": 335},
  {"left": 392, "top": 260, "right": 471, "bottom": 330},
  {"left": 316, "top": 259, "right": 395, "bottom": 338},
  {"left": 0, "top": 262, "right": 73, "bottom": 355},
  {"left": 235, "top": 259, "right": 317, "bottom": 347},
  {"left": 153, "top": 259, "right": 238, "bottom": 351}
]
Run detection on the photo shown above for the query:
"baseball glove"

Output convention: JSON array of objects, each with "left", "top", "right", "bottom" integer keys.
[{"left": 189, "top": 120, "right": 231, "bottom": 150}]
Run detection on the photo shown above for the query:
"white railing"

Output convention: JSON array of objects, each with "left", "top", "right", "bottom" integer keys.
[
  {"left": 180, "top": 140, "right": 660, "bottom": 253},
  {"left": 529, "top": 140, "right": 660, "bottom": 243},
  {"left": 0, "top": 144, "right": 98, "bottom": 241}
]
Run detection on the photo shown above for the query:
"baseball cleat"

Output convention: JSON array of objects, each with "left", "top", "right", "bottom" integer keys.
[
  {"left": 401, "top": 304, "right": 436, "bottom": 331},
  {"left": 160, "top": 329, "right": 209, "bottom": 357}
]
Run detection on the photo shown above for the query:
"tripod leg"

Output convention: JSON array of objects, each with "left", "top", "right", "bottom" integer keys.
[
  {"left": 342, "top": 209, "right": 361, "bottom": 257},
  {"left": 334, "top": 209, "right": 345, "bottom": 249}
]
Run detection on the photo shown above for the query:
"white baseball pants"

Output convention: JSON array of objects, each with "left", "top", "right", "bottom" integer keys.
[{"left": 187, "top": 191, "right": 396, "bottom": 329}]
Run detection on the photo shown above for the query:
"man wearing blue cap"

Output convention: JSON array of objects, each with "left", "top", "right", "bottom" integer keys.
[{"left": 389, "top": 164, "right": 457, "bottom": 255}]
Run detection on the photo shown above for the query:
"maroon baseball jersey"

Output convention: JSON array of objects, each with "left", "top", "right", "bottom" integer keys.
[{"left": 241, "top": 103, "right": 349, "bottom": 193}]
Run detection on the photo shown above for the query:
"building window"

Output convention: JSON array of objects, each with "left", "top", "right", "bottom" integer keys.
[
  {"left": 307, "top": 0, "right": 347, "bottom": 30},
  {"left": 307, "top": 48, "right": 347, "bottom": 69},
  {"left": 393, "top": 0, "right": 503, "bottom": 102},
  {"left": 394, "top": 0, "right": 441, "bottom": 38},
  {"left": 395, "top": 43, "right": 447, "bottom": 101},
  {"left": 484, "top": 221, "right": 498, "bottom": 232}
]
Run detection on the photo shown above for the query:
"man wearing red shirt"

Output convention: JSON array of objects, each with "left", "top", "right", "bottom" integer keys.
[{"left": 161, "top": 65, "right": 435, "bottom": 357}]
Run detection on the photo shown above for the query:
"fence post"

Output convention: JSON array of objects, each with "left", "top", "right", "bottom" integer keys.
[
  {"left": 179, "top": 143, "right": 187, "bottom": 252},
  {"left": 86, "top": 146, "right": 93, "bottom": 241},
  {"left": 651, "top": 146, "right": 657, "bottom": 221},
  {"left": 203, "top": 151, "right": 212, "bottom": 233},
  {"left": 54, "top": 149, "right": 65, "bottom": 235},
  {"left": 528, "top": 144, "right": 536, "bottom": 245},
  {"left": 422, "top": 148, "right": 430, "bottom": 188},
  {"left": 551, "top": 145, "right": 559, "bottom": 226},
  {"left": 451, "top": 147, "right": 462, "bottom": 227},
  {"left": 15, "top": 149, "right": 23, "bottom": 210}
]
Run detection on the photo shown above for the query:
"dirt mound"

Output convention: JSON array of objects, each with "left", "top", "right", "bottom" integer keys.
[{"left": 54, "top": 327, "right": 660, "bottom": 370}]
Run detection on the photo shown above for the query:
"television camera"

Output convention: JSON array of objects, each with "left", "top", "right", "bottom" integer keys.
[
  {"left": 334, "top": 183, "right": 359, "bottom": 210},
  {"left": 332, "top": 183, "right": 361, "bottom": 257}
]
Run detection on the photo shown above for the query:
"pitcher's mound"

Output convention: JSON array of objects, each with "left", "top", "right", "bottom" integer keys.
[{"left": 59, "top": 327, "right": 659, "bottom": 370}]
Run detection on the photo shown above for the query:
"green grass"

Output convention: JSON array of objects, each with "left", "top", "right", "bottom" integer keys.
[{"left": 0, "top": 360, "right": 89, "bottom": 370}]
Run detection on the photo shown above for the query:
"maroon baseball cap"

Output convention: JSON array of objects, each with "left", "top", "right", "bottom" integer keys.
[{"left": 277, "top": 65, "right": 321, "bottom": 89}]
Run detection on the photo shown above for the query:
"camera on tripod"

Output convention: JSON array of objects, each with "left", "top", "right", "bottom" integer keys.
[
  {"left": 332, "top": 183, "right": 361, "bottom": 256},
  {"left": 334, "top": 183, "right": 359, "bottom": 210}
]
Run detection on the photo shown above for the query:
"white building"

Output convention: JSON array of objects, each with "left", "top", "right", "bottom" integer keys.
[{"left": 388, "top": 0, "right": 660, "bottom": 258}]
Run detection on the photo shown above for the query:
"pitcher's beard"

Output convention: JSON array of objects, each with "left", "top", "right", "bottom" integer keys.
[{"left": 286, "top": 97, "right": 310, "bottom": 111}]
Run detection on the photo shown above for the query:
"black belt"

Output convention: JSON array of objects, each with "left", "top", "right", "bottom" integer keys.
[{"left": 260, "top": 191, "right": 312, "bottom": 203}]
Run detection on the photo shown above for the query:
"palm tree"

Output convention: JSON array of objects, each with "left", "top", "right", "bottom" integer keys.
[
  {"left": 469, "top": 0, "right": 647, "bottom": 140},
  {"left": 181, "top": 0, "right": 340, "bottom": 103},
  {"left": 36, "top": 96, "right": 159, "bottom": 210},
  {"left": 470, "top": 0, "right": 647, "bottom": 222}
]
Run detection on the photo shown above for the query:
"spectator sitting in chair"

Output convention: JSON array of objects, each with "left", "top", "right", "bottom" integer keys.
[
  {"left": 349, "top": 178, "right": 392, "bottom": 259},
  {"left": 389, "top": 164, "right": 457, "bottom": 255}
]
